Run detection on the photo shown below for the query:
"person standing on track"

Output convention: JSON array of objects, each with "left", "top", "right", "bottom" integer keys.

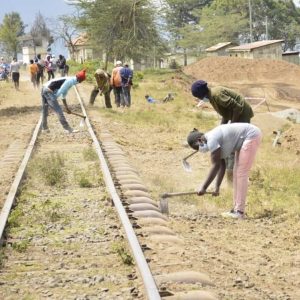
[
  {"left": 191, "top": 80, "right": 254, "bottom": 183},
  {"left": 36, "top": 54, "right": 45, "bottom": 88},
  {"left": 187, "top": 123, "right": 262, "bottom": 219},
  {"left": 9, "top": 57, "right": 21, "bottom": 90},
  {"left": 29, "top": 59, "right": 38, "bottom": 89},
  {"left": 41, "top": 69, "right": 86, "bottom": 133},
  {"left": 45, "top": 54, "right": 55, "bottom": 81}
]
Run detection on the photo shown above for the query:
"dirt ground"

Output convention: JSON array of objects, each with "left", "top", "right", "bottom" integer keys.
[{"left": 0, "top": 57, "right": 299, "bottom": 299}]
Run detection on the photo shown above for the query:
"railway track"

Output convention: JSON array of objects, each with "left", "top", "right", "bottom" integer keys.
[{"left": 0, "top": 86, "right": 217, "bottom": 300}]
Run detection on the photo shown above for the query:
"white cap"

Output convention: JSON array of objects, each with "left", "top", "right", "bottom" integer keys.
[{"left": 116, "top": 60, "right": 122, "bottom": 66}]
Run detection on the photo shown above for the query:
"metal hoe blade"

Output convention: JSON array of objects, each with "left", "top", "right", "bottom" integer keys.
[
  {"left": 159, "top": 191, "right": 213, "bottom": 215},
  {"left": 79, "top": 118, "right": 85, "bottom": 128},
  {"left": 182, "top": 159, "right": 192, "bottom": 172},
  {"left": 182, "top": 150, "right": 198, "bottom": 172}
]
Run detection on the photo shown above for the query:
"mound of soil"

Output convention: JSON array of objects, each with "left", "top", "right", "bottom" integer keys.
[{"left": 184, "top": 56, "right": 300, "bottom": 84}]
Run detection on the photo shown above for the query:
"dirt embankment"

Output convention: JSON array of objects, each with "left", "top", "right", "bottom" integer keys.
[
  {"left": 184, "top": 56, "right": 300, "bottom": 104},
  {"left": 184, "top": 56, "right": 300, "bottom": 84}
]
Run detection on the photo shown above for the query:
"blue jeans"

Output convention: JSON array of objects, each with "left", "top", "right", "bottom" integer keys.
[
  {"left": 122, "top": 85, "right": 131, "bottom": 107},
  {"left": 41, "top": 88, "right": 70, "bottom": 130}
]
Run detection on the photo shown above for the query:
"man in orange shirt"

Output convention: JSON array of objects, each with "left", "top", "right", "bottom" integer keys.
[
  {"left": 110, "top": 60, "right": 124, "bottom": 107},
  {"left": 29, "top": 59, "right": 38, "bottom": 89}
]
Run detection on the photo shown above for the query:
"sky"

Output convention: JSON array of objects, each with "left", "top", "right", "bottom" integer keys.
[
  {"left": 0, "top": 0, "right": 76, "bottom": 57},
  {"left": 1, "top": 0, "right": 300, "bottom": 58}
]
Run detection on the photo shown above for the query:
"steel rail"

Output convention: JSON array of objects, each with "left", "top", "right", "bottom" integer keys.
[
  {"left": 0, "top": 116, "right": 42, "bottom": 244},
  {"left": 74, "top": 87, "right": 161, "bottom": 300}
]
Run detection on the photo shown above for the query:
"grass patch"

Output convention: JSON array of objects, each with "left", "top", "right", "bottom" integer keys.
[
  {"left": 82, "top": 147, "right": 98, "bottom": 161},
  {"left": 111, "top": 242, "right": 134, "bottom": 265},
  {"left": 29, "top": 152, "right": 65, "bottom": 186},
  {"left": 74, "top": 163, "right": 104, "bottom": 188},
  {"left": 12, "top": 239, "right": 30, "bottom": 253},
  {"left": 76, "top": 171, "right": 93, "bottom": 188},
  {"left": 247, "top": 165, "right": 300, "bottom": 217},
  {"left": 8, "top": 207, "right": 23, "bottom": 228}
]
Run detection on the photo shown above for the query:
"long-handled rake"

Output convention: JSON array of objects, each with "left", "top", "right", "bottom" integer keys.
[
  {"left": 159, "top": 191, "right": 213, "bottom": 215},
  {"left": 182, "top": 150, "right": 198, "bottom": 172}
]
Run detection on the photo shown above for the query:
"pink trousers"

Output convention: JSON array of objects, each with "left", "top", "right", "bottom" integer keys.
[{"left": 233, "top": 134, "right": 262, "bottom": 213}]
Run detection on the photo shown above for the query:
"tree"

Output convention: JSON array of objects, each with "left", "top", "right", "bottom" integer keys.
[
  {"left": 30, "top": 12, "right": 53, "bottom": 56},
  {"left": 186, "top": 0, "right": 300, "bottom": 51},
  {"left": 70, "top": 0, "right": 167, "bottom": 69},
  {"left": 163, "top": 0, "right": 213, "bottom": 65},
  {"left": 250, "top": 0, "right": 300, "bottom": 50},
  {"left": 51, "top": 15, "right": 81, "bottom": 60},
  {"left": 0, "top": 12, "right": 25, "bottom": 58},
  {"left": 195, "top": 0, "right": 249, "bottom": 48}
]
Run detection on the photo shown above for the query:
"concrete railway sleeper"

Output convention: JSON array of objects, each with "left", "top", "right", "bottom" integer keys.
[{"left": 0, "top": 85, "right": 217, "bottom": 299}]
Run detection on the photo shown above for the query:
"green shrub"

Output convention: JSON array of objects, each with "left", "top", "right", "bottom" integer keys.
[
  {"left": 82, "top": 147, "right": 98, "bottom": 161},
  {"left": 31, "top": 152, "right": 65, "bottom": 186},
  {"left": 12, "top": 240, "right": 30, "bottom": 252},
  {"left": 111, "top": 242, "right": 134, "bottom": 265}
]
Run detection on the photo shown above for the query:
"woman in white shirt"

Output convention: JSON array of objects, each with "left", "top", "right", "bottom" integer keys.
[{"left": 187, "top": 123, "right": 262, "bottom": 219}]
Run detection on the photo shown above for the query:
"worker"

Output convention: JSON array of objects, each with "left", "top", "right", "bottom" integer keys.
[
  {"left": 41, "top": 69, "right": 86, "bottom": 133},
  {"left": 187, "top": 123, "right": 262, "bottom": 219},
  {"left": 110, "top": 60, "right": 123, "bottom": 107},
  {"left": 191, "top": 80, "right": 254, "bottom": 184},
  {"left": 89, "top": 69, "right": 112, "bottom": 108}
]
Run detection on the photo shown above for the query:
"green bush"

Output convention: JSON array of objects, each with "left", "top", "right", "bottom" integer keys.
[
  {"left": 32, "top": 152, "right": 65, "bottom": 186},
  {"left": 82, "top": 147, "right": 98, "bottom": 161}
]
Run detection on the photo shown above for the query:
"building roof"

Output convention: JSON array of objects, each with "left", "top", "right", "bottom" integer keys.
[
  {"left": 229, "top": 40, "right": 284, "bottom": 52},
  {"left": 282, "top": 51, "right": 300, "bottom": 56},
  {"left": 205, "top": 42, "right": 233, "bottom": 52},
  {"left": 72, "top": 34, "right": 90, "bottom": 46}
]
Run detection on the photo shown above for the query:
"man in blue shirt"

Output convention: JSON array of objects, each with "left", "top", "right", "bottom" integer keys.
[
  {"left": 41, "top": 69, "right": 86, "bottom": 133},
  {"left": 120, "top": 63, "right": 133, "bottom": 107}
]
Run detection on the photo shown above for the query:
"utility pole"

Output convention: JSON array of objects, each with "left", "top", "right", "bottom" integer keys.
[
  {"left": 249, "top": 0, "right": 253, "bottom": 42},
  {"left": 265, "top": 16, "right": 268, "bottom": 40}
]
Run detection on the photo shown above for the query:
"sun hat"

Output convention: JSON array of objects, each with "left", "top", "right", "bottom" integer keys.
[{"left": 191, "top": 80, "right": 208, "bottom": 99}]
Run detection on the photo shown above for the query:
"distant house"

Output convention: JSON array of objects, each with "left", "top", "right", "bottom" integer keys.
[
  {"left": 228, "top": 40, "right": 284, "bottom": 60},
  {"left": 68, "top": 34, "right": 103, "bottom": 63},
  {"left": 282, "top": 51, "right": 300, "bottom": 65},
  {"left": 19, "top": 34, "right": 49, "bottom": 64},
  {"left": 67, "top": 33, "right": 153, "bottom": 70},
  {"left": 205, "top": 42, "right": 236, "bottom": 57}
]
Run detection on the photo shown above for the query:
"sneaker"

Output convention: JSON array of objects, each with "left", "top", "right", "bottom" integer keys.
[
  {"left": 221, "top": 210, "right": 244, "bottom": 219},
  {"left": 65, "top": 128, "right": 79, "bottom": 134}
]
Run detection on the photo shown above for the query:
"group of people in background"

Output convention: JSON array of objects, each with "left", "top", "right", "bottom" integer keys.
[
  {"left": 29, "top": 53, "right": 69, "bottom": 89},
  {"left": 89, "top": 60, "right": 133, "bottom": 109},
  {"left": 0, "top": 53, "right": 69, "bottom": 90}
]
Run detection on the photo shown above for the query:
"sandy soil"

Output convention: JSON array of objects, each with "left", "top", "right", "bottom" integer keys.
[{"left": 1, "top": 57, "right": 299, "bottom": 299}]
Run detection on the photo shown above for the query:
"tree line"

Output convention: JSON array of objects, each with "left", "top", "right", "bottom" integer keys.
[{"left": 1, "top": 0, "right": 300, "bottom": 65}]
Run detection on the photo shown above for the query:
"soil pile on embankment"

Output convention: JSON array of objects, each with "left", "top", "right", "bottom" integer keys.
[{"left": 184, "top": 56, "right": 300, "bottom": 84}]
